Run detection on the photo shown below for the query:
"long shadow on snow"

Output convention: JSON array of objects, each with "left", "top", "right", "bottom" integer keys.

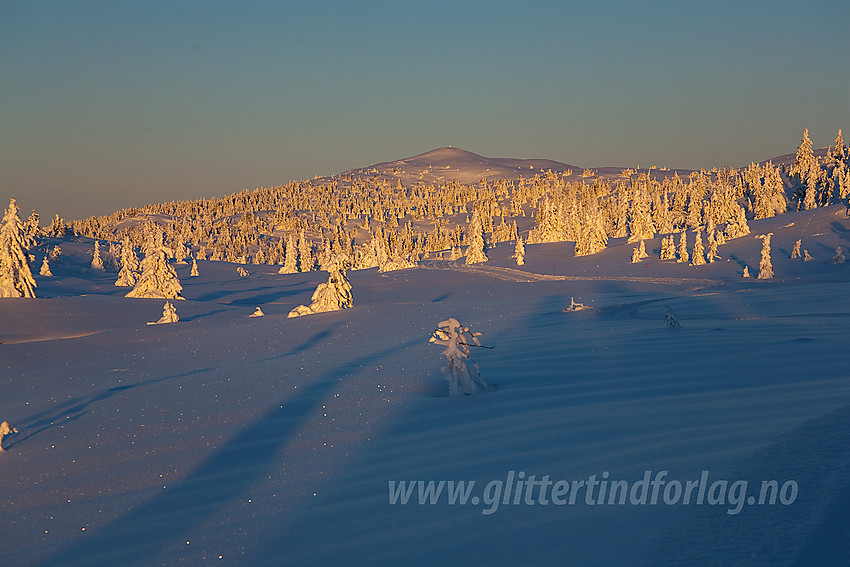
[
  {"left": 38, "top": 335, "right": 421, "bottom": 567},
  {"left": 189, "top": 280, "right": 314, "bottom": 304},
  {"left": 8, "top": 368, "right": 216, "bottom": 450}
]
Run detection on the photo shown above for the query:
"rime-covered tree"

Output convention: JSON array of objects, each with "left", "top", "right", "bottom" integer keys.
[
  {"left": 279, "top": 234, "right": 300, "bottom": 274},
  {"left": 758, "top": 233, "right": 774, "bottom": 279},
  {"left": 0, "top": 198, "right": 37, "bottom": 298},
  {"left": 40, "top": 254, "right": 52, "bottom": 276},
  {"left": 465, "top": 212, "right": 488, "bottom": 265},
  {"left": 791, "top": 239, "right": 802, "bottom": 260},
  {"left": 791, "top": 128, "right": 816, "bottom": 183},
  {"left": 429, "top": 317, "right": 491, "bottom": 396},
  {"left": 706, "top": 230, "right": 719, "bottom": 262},
  {"left": 574, "top": 209, "right": 608, "bottom": 256},
  {"left": 514, "top": 236, "right": 525, "bottom": 265},
  {"left": 627, "top": 189, "right": 655, "bottom": 243},
  {"left": 90, "top": 240, "right": 105, "bottom": 271},
  {"left": 190, "top": 257, "right": 200, "bottom": 276},
  {"left": 115, "top": 236, "right": 141, "bottom": 287},
  {"left": 833, "top": 246, "right": 846, "bottom": 264},
  {"left": 125, "top": 229, "right": 184, "bottom": 299},
  {"left": 677, "top": 231, "right": 689, "bottom": 263},
  {"left": 660, "top": 235, "right": 676, "bottom": 260},
  {"left": 724, "top": 206, "right": 750, "bottom": 240},
  {"left": 829, "top": 129, "right": 846, "bottom": 162},
  {"left": 148, "top": 301, "right": 179, "bottom": 325},
  {"left": 691, "top": 228, "right": 706, "bottom": 265},
  {"left": 288, "top": 254, "right": 353, "bottom": 317}
]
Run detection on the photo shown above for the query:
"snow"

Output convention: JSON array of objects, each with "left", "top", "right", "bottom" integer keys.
[{"left": 2, "top": 204, "right": 850, "bottom": 565}]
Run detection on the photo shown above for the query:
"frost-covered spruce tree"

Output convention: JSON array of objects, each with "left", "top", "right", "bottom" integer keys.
[
  {"left": 288, "top": 254, "right": 353, "bottom": 317},
  {"left": 190, "top": 257, "right": 199, "bottom": 276},
  {"left": 0, "top": 198, "right": 37, "bottom": 298},
  {"left": 660, "top": 235, "right": 676, "bottom": 260},
  {"left": 464, "top": 212, "right": 488, "bottom": 265},
  {"left": 803, "top": 249, "right": 814, "bottom": 262},
  {"left": 791, "top": 239, "right": 802, "bottom": 260},
  {"left": 90, "top": 240, "right": 105, "bottom": 271},
  {"left": 514, "top": 236, "right": 525, "bottom": 265},
  {"left": 148, "top": 301, "right": 179, "bottom": 325},
  {"left": 677, "top": 231, "right": 689, "bottom": 263},
  {"left": 429, "top": 317, "right": 491, "bottom": 396},
  {"left": 115, "top": 236, "right": 141, "bottom": 287},
  {"left": 725, "top": 206, "right": 751, "bottom": 240},
  {"left": 40, "top": 254, "right": 52, "bottom": 276},
  {"left": 279, "top": 234, "right": 300, "bottom": 274},
  {"left": 125, "top": 229, "right": 184, "bottom": 299},
  {"left": 833, "top": 246, "right": 846, "bottom": 264},
  {"left": 707, "top": 230, "right": 720, "bottom": 262},
  {"left": 691, "top": 228, "right": 706, "bottom": 265},
  {"left": 758, "top": 233, "right": 774, "bottom": 279}
]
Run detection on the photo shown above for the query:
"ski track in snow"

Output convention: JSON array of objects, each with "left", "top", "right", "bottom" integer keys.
[{"left": 419, "top": 260, "right": 722, "bottom": 286}]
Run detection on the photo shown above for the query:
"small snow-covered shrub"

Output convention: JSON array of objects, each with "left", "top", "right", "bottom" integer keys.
[
  {"left": 833, "top": 246, "right": 845, "bottom": 264},
  {"left": 663, "top": 307, "right": 681, "bottom": 328},
  {"left": 429, "top": 318, "right": 491, "bottom": 396}
]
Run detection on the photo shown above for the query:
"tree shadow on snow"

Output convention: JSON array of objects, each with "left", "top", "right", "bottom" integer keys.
[
  {"left": 38, "top": 337, "right": 420, "bottom": 567},
  {"left": 8, "top": 368, "right": 216, "bottom": 450}
]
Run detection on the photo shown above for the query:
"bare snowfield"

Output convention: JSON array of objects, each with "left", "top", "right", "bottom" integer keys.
[{"left": 3, "top": 206, "right": 850, "bottom": 566}]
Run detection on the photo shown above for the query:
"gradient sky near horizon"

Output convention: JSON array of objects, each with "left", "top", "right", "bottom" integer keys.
[{"left": 2, "top": 1, "right": 848, "bottom": 221}]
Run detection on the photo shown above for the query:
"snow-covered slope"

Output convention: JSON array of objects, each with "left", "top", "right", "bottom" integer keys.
[{"left": 3, "top": 204, "right": 850, "bottom": 566}]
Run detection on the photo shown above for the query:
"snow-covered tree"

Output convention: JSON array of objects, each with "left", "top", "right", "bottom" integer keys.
[
  {"left": 249, "top": 307, "right": 265, "bottom": 317},
  {"left": 757, "top": 233, "right": 774, "bottom": 279},
  {"left": 90, "top": 240, "right": 105, "bottom": 271},
  {"left": 660, "top": 235, "right": 676, "bottom": 260},
  {"left": 514, "top": 236, "right": 525, "bottom": 265},
  {"left": 803, "top": 249, "right": 815, "bottom": 262},
  {"left": 40, "top": 255, "right": 52, "bottom": 276},
  {"left": 724, "top": 206, "right": 750, "bottom": 239},
  {"left": 115, "top": 236, "right": 141, "bottom": 287},
  {"left": 791, "top": 128, "right": 816, "bottom": 183},
  {"left": 278, "top": 235, "right": 300, "bottom": 274},
  {"left": 148, "top": 301, "right": 179, "bottom": 325},
  {"left": 125, "top": 230, "right": 184, "bottom": 299},
  {"left": 791, "top": 239, "right": 802, "bottom": 260},
  {"left": 288, "top": 254, "right": 353, "bottom": 317},
  {"left": 190, "top": 257, "right": 199, "bottom": 276},
  {"left": 465, "top": 212, "right": 488, "bottom": 264},
  {"left": 663, "top": 306, "right": 681, "bottom": 328},
  {"left": 691, "top": 228, "right": 706, "bottom": 266},
  {"left": 706, "top": 230, "right": 720, "bottom": 262},
  {"left": 833, "top": 246, "right": 846, "bottom": 264},
  {"left": 743, "top": 265, "right": 751, "bottom": 278},
  {"left": 237, "top": 266, "right": 249, "bottom": 277},
  {"left": 0, "top": 198, "right": 37, "bottom": 298},
  {"left": 677, "top": 231, "right": 689, "bottom": 263},
  {"left": 429, "top": 317, "right": 491, "bottom": 396}
]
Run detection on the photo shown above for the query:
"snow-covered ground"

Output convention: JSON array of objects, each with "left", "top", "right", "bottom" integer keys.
[{"left": 3, "top": 205, "right": 850, "bottom": 566}]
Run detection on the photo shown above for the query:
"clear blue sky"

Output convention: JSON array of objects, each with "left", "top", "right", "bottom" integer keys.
[{"left": 2, "top": 0, "right": 848, "bottom": 220}]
